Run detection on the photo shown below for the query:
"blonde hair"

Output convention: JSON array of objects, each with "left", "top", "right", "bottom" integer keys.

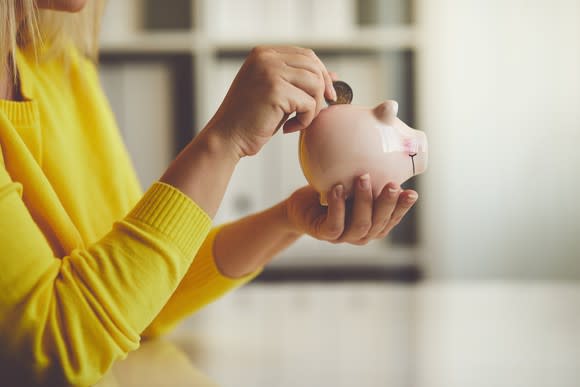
[{"left": 1, "top": 0, "right": 105, "bottom": 84}]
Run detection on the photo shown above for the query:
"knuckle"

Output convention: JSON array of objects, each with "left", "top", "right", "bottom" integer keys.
[
  {"left": 249, "top": 46, "right": 261, "bottom": 55},
  {"left": 253, "top": 51, "right": 279, "bottom": 74},
  {"left": 251, "top": 45, "right": 270, "bottom": 57},
  {"left": 269, "top": 78, "right": 284, "bottom": 94},
  {"left": 312, "top": 68, "right": 324, "bottom": 81},
  {"left": 298, "top": 98, "right": 317, "bottom": 120},
  {"left": 391, "top": 215, "right": 403, "bottom": 225},
  {"left": 355, "top": 221, "right": 372, "bottom": 234},
  {"left": 304, "top": 48, "right": 316, "bottom": 58},
  {"left": 263, "top": 61, "right": 281, "bottom": 80}
]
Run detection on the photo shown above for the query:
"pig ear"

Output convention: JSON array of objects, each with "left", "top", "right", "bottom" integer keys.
[{"left": 373, "top": 100, "right": 399, "bottom": 121}]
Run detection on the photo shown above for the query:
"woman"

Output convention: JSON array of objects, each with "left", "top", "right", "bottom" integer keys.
[{"left": 0, "top": 0, "right": 419, "bottom": 385}]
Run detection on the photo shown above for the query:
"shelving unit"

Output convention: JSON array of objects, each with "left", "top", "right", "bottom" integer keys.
[{"left": 98, "top": 0, "right": 422, "bottom": 270}]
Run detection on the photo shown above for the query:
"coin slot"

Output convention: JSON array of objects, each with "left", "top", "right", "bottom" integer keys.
[{"left": 409, "top": 153, "right": 417, "bottom": 175}]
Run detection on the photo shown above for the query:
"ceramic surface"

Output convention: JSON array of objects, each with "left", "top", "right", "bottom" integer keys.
[{"left": 299, "top": 100, "right": 428, "bottom": 204}]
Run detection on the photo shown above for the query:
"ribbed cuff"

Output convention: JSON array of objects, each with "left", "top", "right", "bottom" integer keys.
[
  {"left": 126, "top": 182, "right": 212, "bottom": 258},
  {"left": 140, "top": 225, "right": 261, "bottom": 338},
  {"left": 0, "top": 100, "right": 39, "bottom": 126}
]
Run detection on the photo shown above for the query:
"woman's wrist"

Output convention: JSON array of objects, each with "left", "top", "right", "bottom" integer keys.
[
  {"left": 214, "top": 201, "right": 303, "bottom": 279},
  {"left": 159, "top": 123, "right": 243, "bottom": 217},
  {"left": 276, "top": 199, "right": 304, "bottom": 238},
  {"left": 197, "top": 123, "right": 243, "bottom": 164}
]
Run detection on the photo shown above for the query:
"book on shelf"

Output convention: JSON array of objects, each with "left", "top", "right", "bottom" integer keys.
[
  {"left": 99, "top": 62, "right": 174, "bottom": 190},
  {"left": 357, "top": 0, "right": 412, "bottom": 28},
  {"left": 205, "top": 0, "right": 355, "bottom": 40}
]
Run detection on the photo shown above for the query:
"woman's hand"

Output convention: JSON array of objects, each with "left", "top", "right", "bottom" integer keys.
[
  {"left": 207, "top": 46, "right": 336, "bottom": 157},
  {"left": 284, "top": 175, "right": 418, "bottom": 245}
]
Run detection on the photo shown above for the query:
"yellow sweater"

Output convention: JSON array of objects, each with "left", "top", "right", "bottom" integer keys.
[{"left": 0, "top": 47, "right": 256, "bottom": 386}]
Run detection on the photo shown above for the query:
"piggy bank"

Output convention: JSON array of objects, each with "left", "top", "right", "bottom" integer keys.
[{"left": 299, "top": 100, "right": 428, "bottom": 205}]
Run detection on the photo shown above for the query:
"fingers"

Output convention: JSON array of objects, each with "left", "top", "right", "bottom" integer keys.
[
  {"left": 339, "top": 174, "right": 373, "bottom": 243},
  {"left": 278, "top": 86, "right": 317, "bottom": 133},
  {"left": 277, "top": 53, "right": 331, "bottom": 132},
  {"left": 334, "top": 177, "right": 418, "bottom": 244},
  {"left": 282, "top": 116, "right": 307, "bottom": 133},
  {"left": 248, "top": 46, "right": 334, "bottom": 133},
  {"left": 376, "top": 190, "right": 418, "bottom": 238},
  {"left": 281, "top": 65, "right": 326, "bottom": 117},
  {"left": 365, "top": 182, "right": 401, "bottom": 239},
  {"left": 319, "top": 184, "right": 346, "bottom": 240},
  {"left": 264, "top": 72, "right": 319, "bottom": 133},
  {"left": 272, "top": 46, "right": 336, "bottom": 102},
  {"left": 314, "top": 176, "right": 418, "bottom": 244},
  {"left": 280, "top": 53, "right": 325, "bottom": 81}
]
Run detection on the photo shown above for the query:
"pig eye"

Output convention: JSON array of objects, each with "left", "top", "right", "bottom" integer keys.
[{"left": 409, "top": 153, "right": 417, "bottom": 175}]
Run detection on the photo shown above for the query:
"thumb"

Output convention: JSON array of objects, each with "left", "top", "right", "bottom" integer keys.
[{"left": 282, "top": 116, "right": 303, "bottom": 133}]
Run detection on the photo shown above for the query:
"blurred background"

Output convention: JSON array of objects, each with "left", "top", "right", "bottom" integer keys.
[{"left": 97, "top": 0, "right": 580, "bottom": 386}]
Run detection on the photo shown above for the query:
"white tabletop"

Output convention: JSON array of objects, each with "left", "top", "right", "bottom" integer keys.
[{"left": 98, "top": 281, "right": 580, "bottom": 387}]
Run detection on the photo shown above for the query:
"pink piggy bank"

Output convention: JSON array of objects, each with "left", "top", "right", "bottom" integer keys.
[{"left": 299, "top": 100, "right": 428, "bottom": 205}]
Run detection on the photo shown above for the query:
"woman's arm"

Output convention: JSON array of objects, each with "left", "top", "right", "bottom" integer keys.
[
  {"left": 160, "top": 125, "right": 240, "bottom": 218},
  {"left": 214, "top": 176, "right": 419, "bottom": 278},
  {"left": 214, "top": 201, "right": 302, "bottom": 278},
  {"left": 141, "top": 203, "right": 300, "bottom": 338},
  {"left": 142, "top": 177, "right": 418, "bottom": 337},
  {"left": 0, "top": 46, "right": 335, "bottom": 385}
]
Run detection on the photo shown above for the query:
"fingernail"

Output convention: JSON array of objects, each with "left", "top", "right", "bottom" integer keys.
[
  {"left": 388, "top": 184, "right": 400, "bottom": 195},
  {"left": 406, "top": 193, "right": 418, "bottom": 202},
  {"left": 359, "top": 174, "right": 370, "bottom": 190},
  {"left": 331, "top": 85, "right": 337, "bottom": 101},
  {"left": 334, "top": 184, "right": 344, "bottom": 199}
]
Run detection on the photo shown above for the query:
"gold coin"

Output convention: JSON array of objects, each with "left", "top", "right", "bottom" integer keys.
[{"left": 327, "top": 80, "right": 353, "bottom": 105}]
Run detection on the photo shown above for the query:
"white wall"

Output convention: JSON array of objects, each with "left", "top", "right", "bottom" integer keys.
[{"left": 416, "top": 0, "right": 580, "bottom": 278}]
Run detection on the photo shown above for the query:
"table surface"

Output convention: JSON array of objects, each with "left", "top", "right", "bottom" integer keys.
[{"left": 96, "top": 281, "right": 580, "bottom": 387}]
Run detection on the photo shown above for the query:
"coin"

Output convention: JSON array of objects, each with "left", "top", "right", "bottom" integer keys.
[{"left": 327, "top": 80, "right": 353, "bottom": 105}]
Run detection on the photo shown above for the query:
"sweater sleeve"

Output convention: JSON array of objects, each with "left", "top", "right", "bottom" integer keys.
[
  {"left": 0, "top": 161, "right": 211, "bottom": 386},
  {"left": 142, "top": 225, "right": 262, "bottom": 338}
]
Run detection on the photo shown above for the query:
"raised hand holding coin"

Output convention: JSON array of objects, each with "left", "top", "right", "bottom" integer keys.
[{"left": 278, "top": 80, "right": 352, "bottom": 134}]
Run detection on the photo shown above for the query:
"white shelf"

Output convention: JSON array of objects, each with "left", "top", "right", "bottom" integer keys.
[
  {"left": 100, "top": 32, "right": 199, "bottom": 54},
  {"left": 211, "top": 27, "right": 417, "bottom": 52},
  {"left": 100, "top": 27, "right": 416, "bottom": 55}
]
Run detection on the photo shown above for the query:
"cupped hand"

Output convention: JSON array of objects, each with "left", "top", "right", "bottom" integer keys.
[
  {"left": 284, "top": 175, "right": 418, "bottom": 245},
  {"left": 208, "top": 46, "right": 336, "bottom": 157}
]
